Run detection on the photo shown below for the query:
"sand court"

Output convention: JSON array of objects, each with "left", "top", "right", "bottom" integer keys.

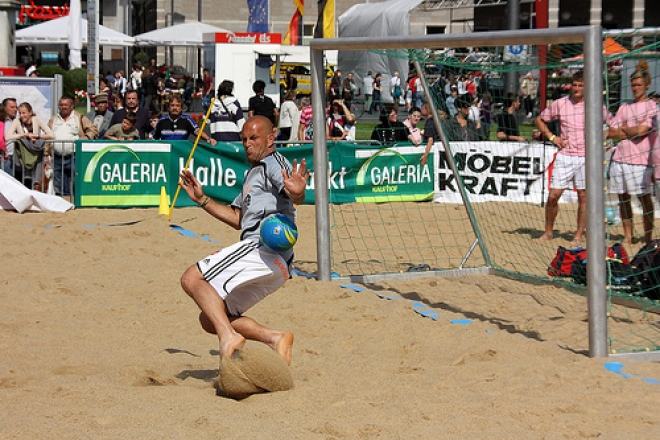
[{"left": 2, "top": 205, "right": 660, "bottom": 438}]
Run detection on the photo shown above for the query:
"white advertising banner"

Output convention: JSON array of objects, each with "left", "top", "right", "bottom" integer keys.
[{"left": 432, "top": 141, "right": 578, "bottom": 204}]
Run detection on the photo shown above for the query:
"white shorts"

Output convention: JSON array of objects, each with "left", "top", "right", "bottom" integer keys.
[
  {"left": 550, "top": 154, "right": 586, "bottom": 190},
  {"left": 609, "top": 161, "right": 652, "bottom": 195},
  {"left": 197, "top": 239, "right": 290, "bottom": 316}
]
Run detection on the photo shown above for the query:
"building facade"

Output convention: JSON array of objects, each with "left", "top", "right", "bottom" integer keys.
[
  {"left": 9, "top": 0, "right": 658, "bottom": 73},
  {"left": 137, "top": 0, "right": 656, "bottom": 68}
]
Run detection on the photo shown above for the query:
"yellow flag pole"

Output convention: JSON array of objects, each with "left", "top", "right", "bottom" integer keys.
[{"left": 167, "top": 97, "right": 216, "bottom": 221}]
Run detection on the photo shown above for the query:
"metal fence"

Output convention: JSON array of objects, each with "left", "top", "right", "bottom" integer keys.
[{"left": 2, "top": 140, "right": 76, "bottom": 199}]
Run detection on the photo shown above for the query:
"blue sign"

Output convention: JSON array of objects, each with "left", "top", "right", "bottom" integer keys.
[{"left": 508, "top": 45, "right": 524, "bottom": 55}]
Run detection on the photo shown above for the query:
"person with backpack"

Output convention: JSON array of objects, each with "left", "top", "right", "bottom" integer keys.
[
  {"left": 209, "top": 80, "right": 245, "bottom": 142},
  {"left": 248, "top": 80, "right": 279, "bottom": 126},
  {"left": 409, "top": 72, "right": 424, "bottom": 109}
]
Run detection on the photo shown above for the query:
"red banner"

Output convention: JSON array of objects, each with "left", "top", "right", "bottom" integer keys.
[
  {"left": 213, "top": 32, "right": 282, "bottom": 44},
  {"left": 19, "top": 0, "right": 70, "bottom": 23}
]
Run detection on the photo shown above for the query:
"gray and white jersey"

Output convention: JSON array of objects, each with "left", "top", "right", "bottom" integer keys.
[{"left": 232, "top": 151, "right": 296, "bottom": 260}]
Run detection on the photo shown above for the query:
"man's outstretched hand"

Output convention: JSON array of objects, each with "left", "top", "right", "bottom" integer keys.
[
  {"left": 179, "top": 169, "right": 204, "bottom": 205},
  {"left": 283, "top": 158, "right": 310, "bottom": 204}
]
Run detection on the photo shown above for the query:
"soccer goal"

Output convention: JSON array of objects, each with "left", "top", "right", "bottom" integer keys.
[{"left": 309, "top": 25, "right": 660, "bottom": 361}]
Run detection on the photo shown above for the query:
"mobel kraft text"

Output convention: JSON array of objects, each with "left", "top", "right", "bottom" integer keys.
[{"left": 437, "top": 150, "right": 543, "bottom": 197}]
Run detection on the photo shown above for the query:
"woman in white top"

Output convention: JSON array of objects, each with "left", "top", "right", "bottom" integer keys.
[
  {"left": 130, "top": 64, "right": 142, "bottom": 92},
  {"left": 277, "top": 89, "right": 299, "bottom": 142},
  {"left": 6, "top": 102, "right": 54, "bottom": 190},
  {"left": 7, "top": 102, "right": 54, "bottom": 144}
]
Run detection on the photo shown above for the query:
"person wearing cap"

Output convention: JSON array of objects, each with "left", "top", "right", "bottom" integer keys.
[{"left": 87, "top": 94, "right": 114, "bottom": 138}]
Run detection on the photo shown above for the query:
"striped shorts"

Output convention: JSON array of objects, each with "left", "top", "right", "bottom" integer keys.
[{"left": 197, "top": 239, "right": 290, "bottom": 316}]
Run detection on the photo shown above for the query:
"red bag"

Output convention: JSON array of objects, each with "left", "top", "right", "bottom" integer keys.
[
  {"left": 607, "top": 242, "right": 630, "bottom": 264},
  {"left": 548, "top": 246, "right": 587, "bottom": 277}
]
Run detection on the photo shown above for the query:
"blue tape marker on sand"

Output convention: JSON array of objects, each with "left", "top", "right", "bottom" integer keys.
[
  {"left": 170, "top": 225, "right": 198, "bottom": 238},
  {"left": 200, "top": 235, "right": 220, "bottom": 244},
  {"left": 291, "top": 269, "right": 316, "bottom": 279},
  {"left": 374, "top": 291, "right": 399, "bottom": 300},
  {"left": 170, "top": 225, "right": 220, "bottom": 244},
  {"left": 339, "top": 284, "right": 366, "bottom": 292},
  {"left": 339, "top": 284, "right": 438, "bottom": 320},
  {"left": 451, "top": 319, "right": 473, "bottom": 325},
  {"left": 411, "top": 301, "right": 439, "bottom": 321},
  {"left": 604, "top": 361, "right": 660, "bottom": 384}
]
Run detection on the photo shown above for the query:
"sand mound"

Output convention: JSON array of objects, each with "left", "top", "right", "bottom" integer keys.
[{"left": 217, "top": 342, "right": 294, "bottom": 399}]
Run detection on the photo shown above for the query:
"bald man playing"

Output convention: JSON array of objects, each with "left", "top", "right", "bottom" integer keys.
[{"left": 179, "top": 116, "right": 309, "bottom": 365}]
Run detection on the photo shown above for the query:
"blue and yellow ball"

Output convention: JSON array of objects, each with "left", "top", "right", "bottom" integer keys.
[{"left": 260, "top": 214, "right": 298, "bottom": 251}]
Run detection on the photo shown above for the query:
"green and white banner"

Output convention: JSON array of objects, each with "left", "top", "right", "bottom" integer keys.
[
  {"left": 74, "top": 140, "right": 433, "bottom": 207},
  {"left": 327, "top": 143, "right": 433, "bottom": 203},
  {"left": 77, "top": 142, "right": 172, "bottom": 207}
]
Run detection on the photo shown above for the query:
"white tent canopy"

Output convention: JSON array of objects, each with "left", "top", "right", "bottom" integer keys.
[
  {"left": 338, "top": 0, "right": 423, "bottom": 103},
  {"left": 15, "top": 15, "right": 135, "bottom": 47},
  {"left": 134, "top": 21, "right": 231, "bottom": 47}
]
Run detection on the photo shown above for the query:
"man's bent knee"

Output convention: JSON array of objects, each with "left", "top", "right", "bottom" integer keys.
[
  {"left": 180, "top": 264, "right": 203, "bottom": 296},
  {"left": 199, "top": 312, "right": 217, "bottom": 334}
]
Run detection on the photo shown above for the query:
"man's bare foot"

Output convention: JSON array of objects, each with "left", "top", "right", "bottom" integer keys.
[
  {"left": 270, "top": 331, "right": 294, "bottom": 365},
  {"left": 537, "top": 233, "right": 553, "bottom": 243},
  {"left": 569, "top": 238, "right": 583, "bottom": 248},
  {"left": 220, "top": 333, "right": 246, "bottom": 360}
]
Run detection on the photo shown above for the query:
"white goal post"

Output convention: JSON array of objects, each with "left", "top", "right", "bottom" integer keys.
[{"left": 309, "top": 26, "right": 612, "bottom": 356}]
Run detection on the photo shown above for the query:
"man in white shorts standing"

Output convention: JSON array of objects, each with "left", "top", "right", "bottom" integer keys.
[
  {"left": 535, "top": 70, "right": 612, "bottom": 246},
  {"left": 607, "top": 62, "right": 658, "bottom": 245},
  {"left": 178, "top": 116, "right": 309, "bottom": 365}
]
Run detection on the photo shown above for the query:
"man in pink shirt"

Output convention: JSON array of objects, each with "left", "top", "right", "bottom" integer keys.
[
  {"left": 607, "top": 62, "right": 658, "bottom": 245},
  {"left": 535, "top": 70, "right": 612, "bottom": 246}
]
